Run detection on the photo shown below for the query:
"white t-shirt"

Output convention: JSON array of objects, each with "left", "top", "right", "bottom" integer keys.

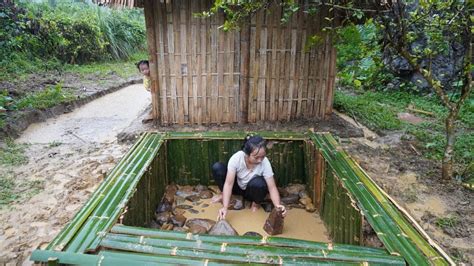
[{"left": 227, "top": 150, "right": 274, "bottom": 190}]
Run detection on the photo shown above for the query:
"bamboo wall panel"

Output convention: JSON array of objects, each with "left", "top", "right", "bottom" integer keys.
[
  {"left": 165, "top": 139, "right": 306, "bottom": 186},
  {"left": 246, "top": 1, "right": 335, "bottom": 122},
  {"left": 145, "top": 0, "right": 336, "bottom": 125},
  {"left": 123, "top": 146, "right": 168, "bottom": 227},
  {"left": 320, "top": 169, "right": 363, "bottom": 245},
  {"left": 149, "top": 0, "right": 241, "bottom": 125}
]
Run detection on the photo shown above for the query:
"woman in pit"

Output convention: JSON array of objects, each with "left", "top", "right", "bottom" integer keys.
[{"left": 212, "top": 135, "right": 287, "bottom": 220}]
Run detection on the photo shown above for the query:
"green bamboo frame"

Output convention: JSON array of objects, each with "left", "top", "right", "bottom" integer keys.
[
  {"left": 30, "top": 131, "right": 453, "bottom": 265},
  {"left": 310, "top": 132, "right": 453, "bottom": 265}
]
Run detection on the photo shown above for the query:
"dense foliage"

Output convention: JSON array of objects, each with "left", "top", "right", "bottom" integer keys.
[
  {"left": 0, "top": 0, "right": 146, "bottom": 79},
  {"left": 204, "top": 0, "right": 472, "bottom": 180},
  {"left": 335, "top": 20, "right": 395, "bottom": 91}
]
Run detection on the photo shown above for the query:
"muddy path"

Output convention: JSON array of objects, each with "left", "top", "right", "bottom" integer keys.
[
  {"left": 0, "top": 85, "right": 472, "bottom": 264},
  {"left": 0, "top": 84, "right": 152, "bottom": 264}
]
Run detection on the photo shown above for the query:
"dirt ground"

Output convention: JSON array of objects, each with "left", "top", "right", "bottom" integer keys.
[{"left": 0, "top": 81, "right": 472, "bottom": 265}]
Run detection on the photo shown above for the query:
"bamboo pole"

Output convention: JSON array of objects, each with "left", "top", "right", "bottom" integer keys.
[
  {"left": 47, "top": 133, "right": 153, "bottom": 250},
  {"left": 31, "top": 249, "right": 225, "bottom": 266},
  {"left": 314, "top": 134, "right": 425, "bottom": 260},
  {"left": 310, "top": 132, "right": 450, "bottom": 265},
  {"left": 339, "top": 148, "right": 455, "bottom": 265},
  {"left": 111, "top": 225, "right": 389, "bottom": 255},
  {"left": 102, "top": 233, "right": 405, "bottom": 264},
  {"left": 64, "top": 134, "right": 163, "bottom": 252},
  {"left": 144, "top": 0, "right": 160, "bottom": 123}
]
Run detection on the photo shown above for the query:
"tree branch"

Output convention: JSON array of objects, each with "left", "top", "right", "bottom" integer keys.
[{"left": 398, "top": 48, "right": 453, "bottom": 109}]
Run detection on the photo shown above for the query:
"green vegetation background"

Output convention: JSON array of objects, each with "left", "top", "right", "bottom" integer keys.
[{"left": 334, "top": 21, "right": 473, "bottom": 175}]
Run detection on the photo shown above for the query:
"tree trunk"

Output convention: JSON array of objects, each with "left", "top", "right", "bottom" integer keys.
[{"left": 441, "top": 111, "right": 457, "bottom": 180}]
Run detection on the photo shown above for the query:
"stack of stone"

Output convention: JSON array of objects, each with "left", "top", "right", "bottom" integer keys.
[
  {"left": 273, "top": 184, "right": 316, "bottom": 212},
  {"left": 150, "top": 184, "right": 239, "bottom": 236},
  {"left": 149, "top": 183, "right": 315, "bottom": 236}
]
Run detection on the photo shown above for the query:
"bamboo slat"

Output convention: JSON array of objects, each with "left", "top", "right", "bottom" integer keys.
[
  {"left": 155, "top": 1, "right": 168, "bottom": 124},
  {"left": 311, "top": 133, "right": 451, "bottom": 265},
  {"left": 185, "top": 0, "right": 193, "bottom": 123},
  {"left": 64, "top": 134, "right": 164, "bottom": 253},
  {"left": 31, "top": 249, "right": 227, "bottom": 266},
  {"left": 144, "top": 0, "right": 159, "bottom": 122},
  {"left": 147, "top": 1, "right": 336, "bottom": 124},
  {"left": 46, "top": 133, "right": 150, "bottom": 250},
  {"left": 111, "top": 225, "right": 394, "bottom": 256},
  {"left": 101, "top": 232, "right": 404, "bottom": 265}
]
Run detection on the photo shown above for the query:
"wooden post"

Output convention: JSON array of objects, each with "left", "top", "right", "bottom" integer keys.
[
  {"left": 239, "top": 23, "right": 250, "bottom": 124},
  {"left": 314, "top": 150, "right": 324, "bottom": 209},
  {"left": 144, "top": 0, "right": 161, "bottom": 123}
]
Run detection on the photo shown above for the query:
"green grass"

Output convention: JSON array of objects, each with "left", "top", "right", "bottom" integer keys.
[
  {"left": 48, "top": 141, "right": 63, "bottom": 148},
  {"left": 0, "top": 139, "right": 28, "bottom": 166},
  {"left": 15, "top": 84, "right": 76, "bottom": 110},
  {"left": 0, "top": 173, "right": 19, "bottom": 206},
  {"left": 435, "top": 216, "right": 459, "bottom": 229},
  {"left": 0, "top": 51, "right": 147, "bottom": 128},
  {"left": 334, "top": 89, "right": 474, "bottom": 167},
  {"left": 0, "top": 172, "right": 45, "bottom": 208},
  {"left": 62, "top": 51, "right": 147, "bottom": 79},
  {"left": 334, "top": 91, "right": 403, "bottom": 130}
]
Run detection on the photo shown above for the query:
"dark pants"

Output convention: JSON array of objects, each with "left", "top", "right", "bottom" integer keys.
[{"left": 212, "top": 162, "right": 268, "bottom": 203}]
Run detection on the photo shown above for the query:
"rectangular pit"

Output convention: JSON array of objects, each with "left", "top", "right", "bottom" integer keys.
[
  {"left": 31, "top": 132, "right": 452, "bottom": 265},
  {"left": 122, "top": 134, "right": 360, "bottom": 244}
]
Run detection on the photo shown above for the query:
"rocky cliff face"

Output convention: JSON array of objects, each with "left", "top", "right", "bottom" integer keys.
[{"left": 381, "top": 2, "right": 468, "bottom": 92}]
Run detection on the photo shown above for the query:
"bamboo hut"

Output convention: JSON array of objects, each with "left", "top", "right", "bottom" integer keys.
[{"left": 98, "top": 0, "right": 350, "bottom": 124}]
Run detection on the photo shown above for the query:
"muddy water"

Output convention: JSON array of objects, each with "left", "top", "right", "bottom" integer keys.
[
  {"left": 184, "top": 199, "right": 330, "bottom": 242},
  {"left": 17, "top": 84, "right": 150, "bottom": 144}
]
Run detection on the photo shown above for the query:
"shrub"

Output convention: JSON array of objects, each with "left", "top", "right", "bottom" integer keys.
[
  {"left": 336, "top": 20, "right": 393, "bottom": 90},
  {"left": 0, "top": 0, "right": 146, "bottom": 78}
]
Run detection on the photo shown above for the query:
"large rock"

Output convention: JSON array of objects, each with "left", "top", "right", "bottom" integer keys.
[
  {"left": 382, "top": 2, "right": 467, "bottom": 92},
  {"left": 243, "top": 231, "right": 262, "bottom": 237},
  {"left": 188, "top": 224, "right": 208, "bottom": 234},
  {"left": 155, "top": 211, "right": 171, "bottom": 225},
  {"left": 263, "top": 208, "right": 284, "bottom": 235},
  {"left": 229, "top": 195, "right": 244, "bottom": 210},
  {"left": 286, "top": 184, "right": 306, "bottom": 195},
  {"left": 164, "top": 184, "right": 178, "bottom": 202},
  {"left": 156, "top": 198, "right": 173, "bottom": 213},
  {"left": 281, "top": 194, "right": 299, "bottom": 205},
  {"left": 176, "top": 185, "right": 198, "bottom": 198},
  {"left": 185, "top": 194, "right": 201, "bottom": 203},
  {"left": 208, "top": 185, "right": 221, "bottom": 194},
  {"left": 171, "top": 213, "right": 187, "bottom": 227},
  {"left": 278, "top": 187, "right": 289, "bottom": 197},
  {"left": 199, "top": 190, "right": 213, "bottom": 199},
  {"left": 194, "top": 184, "right": 208, "bottom": 192},
  {"left": 209, "top": 220, "right": 239, "bottom": 236},
  {"left": 185, "top": 218, "right": 216, "bottom": 232}
]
